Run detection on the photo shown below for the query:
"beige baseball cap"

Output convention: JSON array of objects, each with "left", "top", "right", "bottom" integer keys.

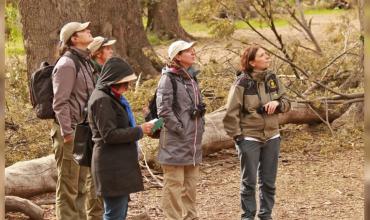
[
  {"left": 87, "top": 36, "right": 116, "bottom": 54},
  {"left": 168, "top": 40, "right": 196, "bottom": 61},
  {"left": 60, "top": 21, "right": 90, "bottom": 43}
]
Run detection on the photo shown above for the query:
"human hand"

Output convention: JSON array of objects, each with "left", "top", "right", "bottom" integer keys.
[
  {"left": 63, "top": 134, "right": 74, "bottom": 144},
  {"left": 263, "top": 101, "right": 280, "bottom": 115},
  {"left": 141, "top": 122, "right": 154, "bottom": 135}
]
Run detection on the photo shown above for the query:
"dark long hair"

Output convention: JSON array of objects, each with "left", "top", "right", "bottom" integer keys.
[{"left": 240, "top": 44, "right": 261, "bottom": 73}]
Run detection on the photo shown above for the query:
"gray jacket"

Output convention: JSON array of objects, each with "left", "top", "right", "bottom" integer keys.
[
  {"left": 156, "top": 66, "right": 205, "bottom": 165},
  {"left": 52, "top": 47, "right": 95, "bottom": 137}
]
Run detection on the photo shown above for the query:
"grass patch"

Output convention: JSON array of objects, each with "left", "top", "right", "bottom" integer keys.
[
  {"left": 181, "top": 19, "right": 210, "bottom": 34},
  {"left": 235, "top": 18, "right": 289, "bottom": 29},
  {"left": 146, "top": 32, "right": 163, "bottom": 46},
  {"left": 304, "top": 8, "right": 348, "bottom": 15}
]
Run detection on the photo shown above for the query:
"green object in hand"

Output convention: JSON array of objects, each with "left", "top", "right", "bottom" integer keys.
[{"left": 151, "top": 118, "right": 164, "bottom": 134}]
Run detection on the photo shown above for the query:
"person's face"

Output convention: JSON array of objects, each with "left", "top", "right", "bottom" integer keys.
[
  {"left": 97, "top": 46, "right": 114, "bottom": 63},
  {"left": 175, "top": 47, "right": 196, "bottom": 68},
  {"left": 115, "top": 82, "right": 130, "bottom": 94},
  {"left": 249, "top": 48, "right": 270, "bottom": 71},
  {"left": 72, "top": 28, "right": 93, "bottom": 46}
]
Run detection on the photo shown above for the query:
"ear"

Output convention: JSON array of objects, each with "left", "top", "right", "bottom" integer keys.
[
  {"left": 174, "top": 54, "right": 181, "bottom": 62},
  {"left": 71, "top": 36, "right": 78, "bottom": 44},
  {"left": 249, "top": 60, "right": 255, "bottom": 68}
]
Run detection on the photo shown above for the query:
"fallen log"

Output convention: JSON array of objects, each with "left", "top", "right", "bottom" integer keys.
[
  {"left": 202, "top": 102, "right": 351, "bottom": 155},
  {"left": 4, "top": 102, "right": 352, "bottom": 199},
  {"left": 6, "top": 155, "right": 57, "bottom": 198},
  {"left": 278, "top": 102, "right": 349, "bottom": 125},
  {"left": 5, "top": 196, "right": 44, "bottom": 220},
  {"left": 202, "top": 107, "right": 234, "bottom": 156}
]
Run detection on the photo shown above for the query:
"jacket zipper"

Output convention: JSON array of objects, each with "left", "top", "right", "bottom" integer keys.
[
  {"left": 183, "top": 70, "right": 198, "bottom": 166},
  {"left": 257, "top": 81, "right": 266, "bottom": 138}
]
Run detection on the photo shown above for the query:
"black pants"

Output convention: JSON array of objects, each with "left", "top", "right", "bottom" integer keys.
[{"left": 236, "top": 138, "right": 280, "bottom": 220}]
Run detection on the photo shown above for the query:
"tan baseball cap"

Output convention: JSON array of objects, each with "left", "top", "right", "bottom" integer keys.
[
  {"left": 168, "top": 40, "right": 196, "bottom": 61},
  {"left": 60, "top": 21, "right": 90, "bottom": 43},
  {"left": 87, "top": 36, "right": 116, "bottom": 54}
]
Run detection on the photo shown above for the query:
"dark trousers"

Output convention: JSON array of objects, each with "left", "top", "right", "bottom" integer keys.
[{"left": 236, "top": 138, "right": 280, "bottom": 220}]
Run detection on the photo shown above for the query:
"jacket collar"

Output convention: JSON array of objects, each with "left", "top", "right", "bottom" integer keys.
[
  {"left": 243, "top": 70, "right": 271, "bottom": 82},
  {"left": 70, "top": 46, "right": 90, "bottom": 59}
]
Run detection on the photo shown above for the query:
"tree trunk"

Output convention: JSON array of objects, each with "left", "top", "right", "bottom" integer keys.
[
  {"left": 19, "top": 0, "right": 84, "bottom": 80},
  {"left": 147, "top": 0, "right": 193, "bottom": 41},
  {"left": 277, "top": 102, "right": 349, "bottom": 125},
  {"left": 358, "top": 0, "right": 364, "bottom": 73},
  {"left": 19, "top": 0, "right": 160, "bottom": 80},
  {"left": 202, "top": 108, "right": 234, "bottom": 155},
  {"left": 5, "top": 196, "right": 44, "bottom": 220},
  {"left": 5, "top": 155, "right": 57, "bottom": 198},
  {"left": 85, "top": 0, "right": 161, "bottom": 78}
]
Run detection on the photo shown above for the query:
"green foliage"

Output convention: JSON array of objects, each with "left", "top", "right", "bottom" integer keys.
[
  {"left": 209, "top": 19, "right": 236, "bottom": 39},
  {"left": 180, "top": 19, "right": 210, "bottom": 35},
  {"left": 304, "top": 8, "right": 347, "bottom": 15},
  {"left": 235, "top": 17, "right": 289, "bottom": 29},
  {"left": 197, "top": 62, "right": 236, "bottom": 112},
  {"left": 5, "top": 3, "right": 25, "bottom": 56},
  {"left": 179, "top": 0, "right": 238, "bottom": 38},
  {"left": 147, "top": 32, "right": 163, "bottom": 45}
]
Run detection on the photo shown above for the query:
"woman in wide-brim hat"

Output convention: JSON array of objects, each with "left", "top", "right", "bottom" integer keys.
[{"left": 87, "top": 57, "right": 153, "bottom": 220}]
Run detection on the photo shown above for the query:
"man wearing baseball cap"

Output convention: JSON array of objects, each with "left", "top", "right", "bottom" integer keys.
[
  {"left": 51, "top": 21, "right": 95, "bottom": 219},
  {"left": 88, "top": 36, "right": 116, "bottom": 75}
]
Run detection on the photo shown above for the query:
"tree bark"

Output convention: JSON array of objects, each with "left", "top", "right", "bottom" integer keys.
[
  {"left": 5, "top": 196, "right": 44, "bottom": 220},
  {"left": 85, "top": 0, "right": 161, "bottom": 78},
  {"left": 277, "top": 102, "right": 349, "bottom": 125},
  {"left": 202, "top": 108, "right": 234, "bottom": 155},
  {"left": 5, "top": 155, "right": 57, "bottom": 198},
  {"left": 147, "top": 0, "right": 193, "bottom": 41},
  {"left": 202, "top": 102, "right": 350, "bottom": 155},
  {"left": 19, "top": 0, "right": 160, "bottom": 80}
]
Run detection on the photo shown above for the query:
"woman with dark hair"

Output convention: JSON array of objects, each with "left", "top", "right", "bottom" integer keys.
[
  {"left": 223, "top": 45, "right": 290, "bottom": 220},
  {"left": 156, "top": 40, "right": 205, "bottom": 220},
  {"left": 88, "top": 57, "right": 153, "bottom": 220}
]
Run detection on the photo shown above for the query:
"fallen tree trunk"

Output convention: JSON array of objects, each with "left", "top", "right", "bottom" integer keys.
[
  {"left": 202, "top": 108, "right": 234, "bottom": 155},
  {"left": 6, "top": 155, "right": 57, "bottom": 198},
  {"left": 5, "top": 196, "right": 44, "bottom": 220},
  {"left": 4, "top": 102, "right": 352, "bottom": 198},
  {"left": 278, "top": 102, "right": 349, "bottom": 125},
  {"left": 202, "top": 102, "right": 351, "bottom": 155}
]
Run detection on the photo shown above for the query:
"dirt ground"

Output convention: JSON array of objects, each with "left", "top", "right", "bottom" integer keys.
[
  {"left": 6, "top": 124, "right": 363, "bottom": 220},
  {"left": 5, "top": 10, "right": 364, "bottom": 220}
]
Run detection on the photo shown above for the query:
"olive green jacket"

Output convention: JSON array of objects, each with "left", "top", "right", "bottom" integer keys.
[{"left": 223, "top": 71, "right": 290, "bottom": 141}]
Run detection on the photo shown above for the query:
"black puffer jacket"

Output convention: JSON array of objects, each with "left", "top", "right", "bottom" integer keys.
[{"left": 88, "top": 57, "right": 143, "bottom": 197}]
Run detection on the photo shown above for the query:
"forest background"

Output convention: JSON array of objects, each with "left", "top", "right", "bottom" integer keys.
[{"left": 4, "top": 0, "right": 367, "bottom": 219}]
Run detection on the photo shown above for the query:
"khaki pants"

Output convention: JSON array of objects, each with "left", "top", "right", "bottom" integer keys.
[
  {"left": 51, "top": 123, "right": 89, "bottom": 220},
  {"left": 161, "top": 164, "right": 200, "bottom": 220},
  {"left": 86, "top": 170, "right": 104, "bottom": 220}
]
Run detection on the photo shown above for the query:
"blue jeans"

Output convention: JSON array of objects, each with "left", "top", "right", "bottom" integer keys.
[
  {"left": 236, "top": 138, "right": 280, "bottom": 220},
  {"left": 102, "top": 195, "right": 129, "bottom": 220}
]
